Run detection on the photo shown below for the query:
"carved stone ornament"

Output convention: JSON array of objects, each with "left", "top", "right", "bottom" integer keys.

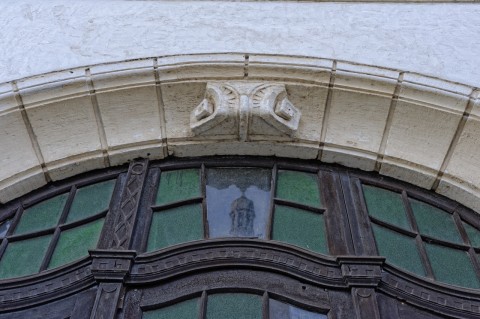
[{"left": 190, "top": 82, "right": 301, "bottom": 140}]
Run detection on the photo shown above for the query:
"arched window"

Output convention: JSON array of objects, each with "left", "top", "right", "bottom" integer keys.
[{"left": 0, "top": 157, "right": 480, "bottom": 319}]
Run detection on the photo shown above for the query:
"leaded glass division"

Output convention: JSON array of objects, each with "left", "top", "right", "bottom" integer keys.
[
  {"left": 363, "top": 183, "right": 480, "bottom": 289},
  {"left": 0, "top": 178, "right": 117, "bottom": 279},
  {"left": 142, "top": 293, "right": 327, "bottom": 319},
  {"left": 14, "top": 194, "right": 68, "bottom": 235},
  {"left": 144, "top": 166, "right": 328, "bottom": 256}
]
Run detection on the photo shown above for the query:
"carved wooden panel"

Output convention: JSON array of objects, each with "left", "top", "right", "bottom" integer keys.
[{"left": 108, "top": 160, "right": 148, "bottom": 250}]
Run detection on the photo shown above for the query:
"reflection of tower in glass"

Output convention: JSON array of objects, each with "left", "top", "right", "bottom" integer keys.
[{"left": 230, "top": 195, "right": 255, "bottom": 236}]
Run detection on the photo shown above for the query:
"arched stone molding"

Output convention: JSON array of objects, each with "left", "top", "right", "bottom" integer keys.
[{"left": 0, "top": 53, "right": 479, "bottom": 213}]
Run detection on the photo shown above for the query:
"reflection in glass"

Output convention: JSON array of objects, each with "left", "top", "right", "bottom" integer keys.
[
  {"left": 0, "top": 219, "right": 11, "bottom": 238},
  {"left": 269, "top": 299, "right": 327, "bottom": 319},
  {"left": 207, "top": 168, "right": 271, "bottom": 238}
]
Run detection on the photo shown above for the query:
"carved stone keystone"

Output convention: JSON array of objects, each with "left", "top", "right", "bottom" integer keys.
[{"left": 190, "top": 82, "right": 301, "bottom": 140}]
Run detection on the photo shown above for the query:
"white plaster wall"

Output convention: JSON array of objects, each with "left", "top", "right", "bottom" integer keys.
[{"left": 0, "top": 1, "right": 479, "bottom": 86}]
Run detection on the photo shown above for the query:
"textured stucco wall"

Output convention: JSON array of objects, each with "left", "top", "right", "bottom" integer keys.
[{"left": 0, "top": 0, "right": 479, "bottom": 86}]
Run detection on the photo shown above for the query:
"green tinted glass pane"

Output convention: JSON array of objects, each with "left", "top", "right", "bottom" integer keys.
[
  {"left": 410, "top": 199, "right": 462, "bottom": 244},
  {"left": 363, "top": 185, "right": 410, "bottom": 230},
  {"left": 276, "top": 170, "right": 321, "bottom": 208},
  {"left": 272, "top": 205, "right": 328, "bottom": 254},
  {"left": 0, "top": 234, "right": 52, "bottom": 279},
  {"left": 67, "top": 180, "right": 115, "bottom": 223},
  {"left": 14, "top": 194, "right": 68, "bottom": 235},
  {"left": 143, "top": 298, "right": 199, "bottom": 319},
  {"left": 48, "top": 218, "right": 104, "bottom": 269},
  {"left": 156, "top": 169, "right": 200, "bottom": 205},
  {"left": 372, "top": 224, "right": 425, "bottom": 276},
  {"left": 207, "top": 293, "right": 262, "bottom": 319},
  {"left": 147, "top": 204, "right": 203, "bottom": 252},
  {"left": 425, "top": 243, "right": 480, "bottom": 289},
  {"left": 464, "top": 222, "right": 480, "bottom": 248}
]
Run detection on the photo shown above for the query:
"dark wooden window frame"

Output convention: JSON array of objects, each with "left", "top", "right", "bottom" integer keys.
[
  {"left": 356, "top": 177, "right": 480, "bottom": 285},
  {"left": 0, "top": 157, "right": 479, "bottom": 319}
]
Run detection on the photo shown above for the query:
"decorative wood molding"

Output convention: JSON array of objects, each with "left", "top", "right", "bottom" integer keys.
[
  {"left": 130, "top": 240, "right": 344, "bottom": 287},
  {"left": 0, "top": 260, "right": 94, "bottom": 312},
  {"left": 108, "top": 159, "right": 148, "bottom": 250},
  {"left": 89, "top": 250, "right": 136, "bottom": 283}
]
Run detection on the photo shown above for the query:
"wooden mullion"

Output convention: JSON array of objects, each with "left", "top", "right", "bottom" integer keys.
[
  {"left": 402, "top": 191, "right": 434, "bottom": 279},
  {"left": 199, "top": 291, "right": 207, "bottom": 319},
  {"left": 453, "top": 211, "right": 480, "bottom": 283},
  {"left": 332, "top": 171, "right": 355, "bottom": 256},
  {"left": 201, "top": 164, "right": 209, "bottom": 239},
  {"left": 58, "top": 186, "right": 77, "bottom": 225},
  {"left": 6, "top": 206, "right": 24, "bottom": 237},
  {"left": 152, "top": 197, "right": 203, "bottom": 211},
  {"left": 273, "top": 199, "right": 324, "bottom": 214},
  {"left": 262, "top": 291, "right": 269, "bottom": 319},
  {"left": 400, "top": 191, "right": 418, "bottom": 233},
  {"left": 320, "top": 170, "right": 351, "bottom": 256},
  {"left": 60, "top": 211, "right": 107, "bottom": 231},
  {"left": 39, "top": 227, "right": 61, "bottom": 271},
  {"left": 266, "top": 164, "right": 277, "bottom": 240},
  {"left": 344, "top": 175, "right": 377, "bottom": 256},
  {"left": 97, "top": 173, "right": 127, "bottom": 249},
  {"left": 468, "top": 246, "right": 480, "bottom": 284},
  {"left": 33, "top": 186, "right": 75, "bottom": 272},
  {"left": 369, "top": 217, "right": 418, "bottom": 238},
  {"left": 0, "top": 205, "right": 17, "bottom": 227},
  {"left": 136, "top": 168, "right": 161, "bottom": 253},
  {"left": 452, "top": 211, "right": 471, "bottom": 245},
  {"left": 0, "top": 238, "right": 8, "bottom": 261}
]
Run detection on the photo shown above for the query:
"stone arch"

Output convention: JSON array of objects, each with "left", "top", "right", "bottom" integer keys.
[{"left": 0, "top": 53, "right": 479, "bottom": 213}]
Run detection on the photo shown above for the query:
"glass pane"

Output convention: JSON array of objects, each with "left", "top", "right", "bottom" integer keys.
[
  {"left": 0, "top": 219, "right": 12, "bottom": 238},
  {"left": 272, "top": 205, "right": 328, "bottom": 254},
  {"left": 147, "top": 204, "right": 203, "bottom": 252},
  {"left": 270, "top": 299, "right": 327, "bottom": 319},
  {"left": 0, "top": 234, "right": 52, "bottom": 279},
  {"left": 410, "top": 199, "right": 462, "bottom": 244},
  {"left": 48, "top": 218, "right": 104, "bottom": 269},
  {"left": 14, "top": 193, "right": 68, "bottom": 235},
  {"left": 207, "top": 293, "right": 262, "bottom": 319},
  {"left": 362, "top": 185, "right": 410, "bottom": 230},
  {"left": 463, "top": 222, "right": 480, "bottom": 248},
  {"left": 156, "top": 169, "right": 200, "bottom": 205},
  {"left": 206, "top": 168, "right": 271, "bottom": 238},
  {"left": 372, "top": 224, "right": 425, "bottom": 276},
  {"left": 276, "top": 170, "right": 321, "bottom": 208},
  {"left": 425, "top": 243, "right": 480, "bottom": 289},
  {"left": 67, "top": 180, "right": 115, "bottom": 223},
  {"left": 143, "top": 298, "right": 199, "bottom": 319}
]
